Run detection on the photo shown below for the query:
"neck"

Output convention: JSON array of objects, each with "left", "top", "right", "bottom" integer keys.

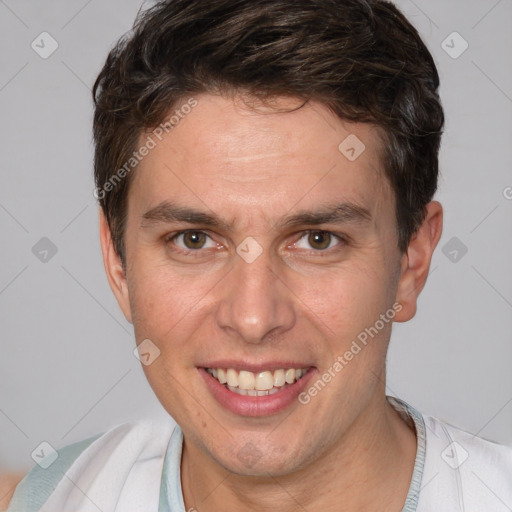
[{"left": 180, "top": 393, "right": 417, "bottom": 512}]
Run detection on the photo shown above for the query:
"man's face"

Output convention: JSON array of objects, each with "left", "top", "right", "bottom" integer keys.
[{"left": 112, "top": 94, "right": 408, "bottom": 475}]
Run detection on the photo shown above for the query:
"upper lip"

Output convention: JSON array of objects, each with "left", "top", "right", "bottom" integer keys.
[{"left": 199, "top": 361, "right": 315, "bottom": 373}]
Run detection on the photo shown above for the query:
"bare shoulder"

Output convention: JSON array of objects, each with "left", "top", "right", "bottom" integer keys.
[{"left": 0, "top": 473, "right": 25, "bottom": 511}]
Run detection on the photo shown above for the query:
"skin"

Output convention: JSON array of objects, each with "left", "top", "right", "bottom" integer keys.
[
  {"left": 0, "top": 473, "right": 24, "bottom": 510},
  {"left": 100, "top": 93, "right": 443, "bottom": 511}
]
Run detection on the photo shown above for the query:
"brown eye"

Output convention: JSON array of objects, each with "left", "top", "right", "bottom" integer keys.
[
  {"left": 181, "top": 231, "right": 208, "bottom": 249},
  {"left": 291, "top": 230, "right": 345, "bottom": 253},
  {"left": 166, "top": 230, "right": 219, "bottom": 257},
  {"left": 307, "top": 231, "right": 333, "bottom": 250}
]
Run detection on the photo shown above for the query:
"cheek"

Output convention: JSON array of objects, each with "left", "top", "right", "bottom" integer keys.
[
  {"left": 127, "top": 261, "right": 205, "bottom": 343},
  {"left": 296, "top": 261, "right": 393, "bottom": 339}
]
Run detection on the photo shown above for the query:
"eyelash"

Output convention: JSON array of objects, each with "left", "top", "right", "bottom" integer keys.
[{"left": 164, "top": 229, "right": 348, "bottom": 256}]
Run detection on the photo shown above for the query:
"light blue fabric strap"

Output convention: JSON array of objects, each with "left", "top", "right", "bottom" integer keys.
[
  {"left": 6, "top": 433, "right": 102, "bottom": 512},
  {"left": 388, "top": 396, "right": 427, "bottom": 512},
  {"left": 159, "top": 425, "right": 186, "bottom": 512}
]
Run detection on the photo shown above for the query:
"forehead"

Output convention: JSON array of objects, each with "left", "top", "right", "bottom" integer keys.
[{"left": 130, "top": 93, "right": 393, "bottom": 227}]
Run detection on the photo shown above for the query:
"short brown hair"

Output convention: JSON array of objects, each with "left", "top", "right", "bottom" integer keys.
[{"left": 93, "top": 0, "right": 444, "bottom": 265}]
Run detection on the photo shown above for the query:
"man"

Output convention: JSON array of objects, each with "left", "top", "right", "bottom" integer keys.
[{"left": 6, "top": 0, "right": 512, "bottom": 510}]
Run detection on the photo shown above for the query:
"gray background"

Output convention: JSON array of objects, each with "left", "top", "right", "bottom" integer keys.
[{"left": 0, "top": 0, "right": 511, "bottom": 472}]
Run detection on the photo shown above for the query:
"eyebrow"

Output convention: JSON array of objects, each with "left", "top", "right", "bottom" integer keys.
[{"left": 141, "top": 200, "right": 372, "bottom": 231}]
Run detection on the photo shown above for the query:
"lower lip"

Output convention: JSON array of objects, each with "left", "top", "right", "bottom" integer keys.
[{"left": 199, "top": 367, "right": 316, "bottom": 417}]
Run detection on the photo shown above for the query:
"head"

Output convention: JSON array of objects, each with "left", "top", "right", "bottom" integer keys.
[{"left": 95, "top": 0, "right": 443, "bottom": 476}]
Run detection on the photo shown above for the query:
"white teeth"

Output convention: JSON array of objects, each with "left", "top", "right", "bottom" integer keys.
[
  {"left": 217, "top": 368, "right": 227, "bottom": 384},
  {"left": 207, "top": 366, "right": 309, "bottom": 395},
  {"left": 255, "top": 371, "right": 274, "bottom": 391},
  {"left": 226, "top": 369, "right": 238, "bottom": 387},
  {"left": 227, "top": 386, "right": 269, "bottom": 397},
  {"left": 273, "top": 369, "right": 285, "bottom": 387},
  {"left": 238, "top": 370, "right": 255, "bottom": 390},
  {"left": 285, "top": 369, "right": 295, "bottom": 384}
]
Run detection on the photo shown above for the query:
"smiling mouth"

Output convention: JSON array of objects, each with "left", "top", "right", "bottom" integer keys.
[{"left": 205, "top": 367, "right": 311, "bottom": 396}]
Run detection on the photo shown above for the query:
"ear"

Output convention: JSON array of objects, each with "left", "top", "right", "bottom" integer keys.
[
  {"left": 394, "top": 201, "right": 443, "bottom": 322},
  {"left": 99, "top": 209, "right": 133, "bottom": 324}
]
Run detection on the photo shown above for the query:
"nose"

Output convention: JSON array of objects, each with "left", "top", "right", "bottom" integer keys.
[{"left": 215, "top": 247, "right": 296, "bottom": 344}]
